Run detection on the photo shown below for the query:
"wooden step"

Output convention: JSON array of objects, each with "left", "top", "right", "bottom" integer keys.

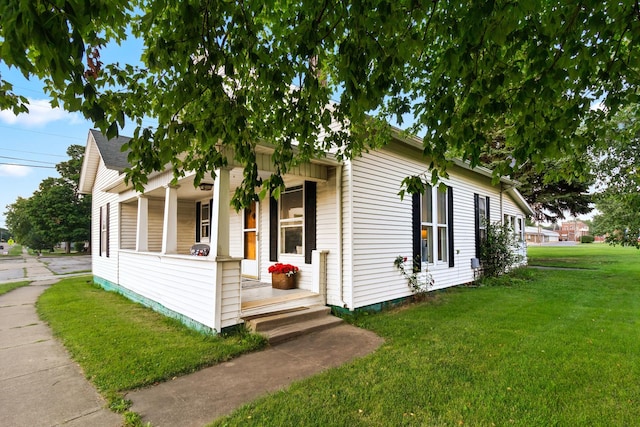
[{"left": 244, "top": 305, "right": 343, "bottom": 345}]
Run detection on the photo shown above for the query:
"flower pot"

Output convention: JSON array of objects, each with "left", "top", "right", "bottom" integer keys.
[{"left": 271, "top": 272, "right": 296, "bottom": 290}]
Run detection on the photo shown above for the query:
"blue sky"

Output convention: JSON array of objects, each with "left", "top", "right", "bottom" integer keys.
[{"left": 0, "top": 38, "right": 144, "bottom": 230}]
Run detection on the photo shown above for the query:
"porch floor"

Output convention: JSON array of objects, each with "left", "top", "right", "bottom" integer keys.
[{"left": 240, "top": 278, "right": 322, "bottom": 313}]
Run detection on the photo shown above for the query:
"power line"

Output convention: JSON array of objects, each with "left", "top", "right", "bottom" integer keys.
[
  {"left": 0, "top": 155, "right": 57, "bottom": 165},
  {"left": 0, "top": 148, "right": 67, "bottom": 158},
  {"left": 0, "top": 162, "right": 56, "bottom": 169}
]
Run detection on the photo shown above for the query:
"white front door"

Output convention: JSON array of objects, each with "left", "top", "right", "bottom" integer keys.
[{"left": 241, "top": 201, "right": 259, "bottom": 277}]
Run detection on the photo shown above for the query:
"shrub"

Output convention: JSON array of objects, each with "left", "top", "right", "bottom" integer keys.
[
  {"left": 478, "top": 221, "right": 523, "bottom": 278},
  {"left": 580, "top": 235, "right": 595, "bottom": 243}
]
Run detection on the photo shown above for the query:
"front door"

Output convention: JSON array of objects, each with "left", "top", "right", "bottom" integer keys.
[{"left": 241, "top": 201, "right": 259, "bottom": 277}]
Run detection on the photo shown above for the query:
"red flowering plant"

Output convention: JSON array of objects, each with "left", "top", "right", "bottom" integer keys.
[{"left": 268, "top": 263, "right": 299, "bottom": 277}]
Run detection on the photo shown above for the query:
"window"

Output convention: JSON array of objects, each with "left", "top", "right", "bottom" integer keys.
[
  {"left": 270, "top": 181, "right": 316, "bottom": 264},
  {"left": 437, "top": 189, "right": 448, "bottom": 263},
  {"left": 195, "top": 200, "right": 212, "bottom": 243},
  {"left": 100, "top": 203, "right": 110, "bottom": 257},
  {"left": 504, "top": 214, "right": 524, "bottom": 242},
  {"left": 421, "top": 185, "right": 433, "bottom": 264},
  {"left": 478, "top": 196, "right": 488, "bottom": 242},
  {"left": 474, "top": 194, "right": 490, "bottom": 258},
  {"left": 280, "top": 186, "right": 303, "bottom": 255},
  {"left": 200, "top": 201, "right": 210, "bottom": 241},
  {"left": 420, "top": 185, "right": 451, "bottom": 265}
]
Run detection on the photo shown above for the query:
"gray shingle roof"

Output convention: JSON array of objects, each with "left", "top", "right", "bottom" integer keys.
[{"left": 90, "top": 129, "right": 132, "bottom": 172}]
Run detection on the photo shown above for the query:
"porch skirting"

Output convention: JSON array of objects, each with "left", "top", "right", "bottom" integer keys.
[{"left": 93, "top": 275, "right": 217, "bottom": 335}]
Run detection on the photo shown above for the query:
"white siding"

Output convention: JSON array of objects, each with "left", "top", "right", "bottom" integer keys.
[
  {"left": 147, "top": 198, "right": 164, "bottom": 252},
  {"left": 229, "top": 200, "right": 243, "bottom": 258},
  {"left": 119, "top": 251, "right": 218, "bottom": 328},
  {"left": 317, "top": 168, "right": 339, "bottom": 304},
  {"left": 340, "top": 161, "right": 354, "bottom": 308},
  {"left": 91, "top": 160, "right": 121, "bottom": 284},
  {"left": 347, "top": 146, "right": 529, "bottom": 309},
  {"left": 220, "top": 260, "right": 242, "bottom": 328},
  {"left": 120, "top": 200, "right": 137, "bottom": 250},
  {"left": 177, "top": 200, "right": 196, "bottom": 254}
]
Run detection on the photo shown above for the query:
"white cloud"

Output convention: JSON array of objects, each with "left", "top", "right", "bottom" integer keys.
[
  {"left": 0, "top": 164, "right": 32, "bottom": 177},
  {"left": 0, "top": 98, "right": 83, "bottom": 127}
]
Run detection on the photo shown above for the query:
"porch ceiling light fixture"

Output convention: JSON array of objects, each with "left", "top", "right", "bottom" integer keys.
[{"left": 199, "top": 183, "right": 213, "bottom": 191}]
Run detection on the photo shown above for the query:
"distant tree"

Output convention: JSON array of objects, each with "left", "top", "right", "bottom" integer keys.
[
  {"left": 477, "top": 142, "right": 593, "bottom": 222},
  {"left": 592, "top": 105, "right": 640, "bottom": 248},
  {"left": 1, "top": 1, "right": 638, "bottom": 208},
  {"left": 5, "top": 198, "right": 35, "bottom": 246},
  {"left": 3, "top": 146, "right": 91, "bottom": 252}
]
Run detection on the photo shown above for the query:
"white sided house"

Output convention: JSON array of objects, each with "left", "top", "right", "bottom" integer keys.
[{"left": 79, "top": 129, "right": 533, "bottom": 334}]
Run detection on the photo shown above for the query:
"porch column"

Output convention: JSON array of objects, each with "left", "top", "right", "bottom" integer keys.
[
  {"left": 136, "top": 195, "right": 148, "bottom": 252},
  {"left": 161, "top": 184, "right": 179, "bottom": 254},
  {"left": 210, "top": 168, "right": 230, "bottom": 259}
]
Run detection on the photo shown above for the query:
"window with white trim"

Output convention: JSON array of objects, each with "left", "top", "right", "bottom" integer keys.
[
  {"left": 421, "top": 185, "right": 450, "bottom": 265},
  {"left": 100, "top": 203, "right": 110, "bottom": 257},
  {"left": 478, "top": 196, "right": 488, "bottom": 242},
  {"left": 280, "top": 186, "right": 304, "bottom": 255},
  {"left": 200, "top": 201, "right": 210, "bottom": 242},
  {"left": 504, "top": 214, "right": 524, "bottom": 242}
]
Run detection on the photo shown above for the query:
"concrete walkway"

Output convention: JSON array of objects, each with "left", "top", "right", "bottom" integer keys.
[
  {"left": 1, "top": 251, "right": 385, "bottom": 426},
  {"left": 127, "top": 324, "right": 384, "bottom": 426},
  {"left": 0, "top": 282, "right": 121, "bottom": 427}
]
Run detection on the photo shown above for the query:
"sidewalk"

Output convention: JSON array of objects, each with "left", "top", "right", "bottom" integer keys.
[
  {"left": 0, "top": 253, "right": 384, "bottom": 426},
  {"left": 127, "top": 324, "right": 384, "bottom": 426},
  {"left": 0, "top": 281, "right": 121, "bottom": 427}
]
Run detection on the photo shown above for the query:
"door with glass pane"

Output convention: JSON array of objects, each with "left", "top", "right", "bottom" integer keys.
[{"left": 241, "top": 201, "right": 259, "bottom": 277}]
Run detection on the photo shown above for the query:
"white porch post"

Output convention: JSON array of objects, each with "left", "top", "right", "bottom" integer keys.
[
  {"left": 136, "top": 196, "right": 148, "bottom": 252},
  {"left": 210, "top": 168, "right": 230, "bottom": 259},
  {"left": 211, "top": 168, "right": 232, "bottom": 333},
  {"left": 161, "top": 185, "right": 179, "bottom": 254}
]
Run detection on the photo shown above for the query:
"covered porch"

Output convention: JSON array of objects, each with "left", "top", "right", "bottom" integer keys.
[{"left": 109, "top": 153, "right": 336, "bottom": 333}]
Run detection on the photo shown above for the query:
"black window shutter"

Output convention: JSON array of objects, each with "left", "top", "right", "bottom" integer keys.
[
  {"left": 99, "top": 206, "right": 103, "bottom": 257},
  {"left": 195, "top": 201, "right": 201, "bottom": 242},
  {"left": 486, "top": 196, "right": 490, "bottom": 223},
  {"left": 447, "top": 187, "right": 454, "bottom": 268},
  {"left": 412, "top": 192, "right": 421, "bottom": 272},
  {"left": 474, "top": 193, "right": 480, "bottom": 258},
  {"left": 304, "top": 181, "right": 317, "bottom": 264},
  {"left": 106, "top": 203, "right": 110, "bottom": 258},
  {"left": 269, "top": 194, "right": 278, "bottom": 262}
]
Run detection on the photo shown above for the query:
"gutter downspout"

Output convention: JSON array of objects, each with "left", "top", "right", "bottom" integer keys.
[
  {"left": 335, "top": 164, "right": 347, "bottom": 308},
  {"left": 500, "top": 182, "right": 504, "bottom": 222}
]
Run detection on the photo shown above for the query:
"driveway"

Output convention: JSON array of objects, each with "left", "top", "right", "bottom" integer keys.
[{"left": 38, "top": 255, "right": 92, "bottom": 275}]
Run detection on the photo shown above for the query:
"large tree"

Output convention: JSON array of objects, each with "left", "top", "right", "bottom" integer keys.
[
  {"left": 592, "top": 104, "right": 640, "bottom": 248},
  {"left": 4, "top": 146, "right": 91, "bottom": 252},
  {"left": 1, "top": 1, "right": 639, "bottom": 208}
]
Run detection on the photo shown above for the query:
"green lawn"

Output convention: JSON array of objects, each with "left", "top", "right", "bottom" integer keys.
[
  {"left": 211, "top": 245, "right": 640, "bottom": 426},
  {"left": 8, "top": 244, "right": 23, "bottom": 256},
  {"left": 35, "top": 246, "right": 640, "bottom": 426},
  {"left": 36, "top": 277, "right": 266, "bottom": 398},
  {"left": 0, "top": 281, "right": 29, "bottom": 296}
]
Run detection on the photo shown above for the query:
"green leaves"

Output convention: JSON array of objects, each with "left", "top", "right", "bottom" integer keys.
[{"left": 2, "top": 0, "right": 639, "bottom": 209}]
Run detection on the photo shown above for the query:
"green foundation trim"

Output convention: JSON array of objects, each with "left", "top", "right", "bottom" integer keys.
[
  {"left": 330, "top": 296, "right": 410, "bottom": 317},
  {"left": 92, "top": 276, "right": 218, "bottom": 335}
]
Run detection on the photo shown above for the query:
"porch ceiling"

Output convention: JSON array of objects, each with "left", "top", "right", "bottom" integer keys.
[{"left": 139, "top": 165, "right": 322, "bottom": 201}]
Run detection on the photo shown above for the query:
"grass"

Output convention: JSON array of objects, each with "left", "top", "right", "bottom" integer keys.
[
  {"left": 211, "top": 245, "right": 640, "bottom": 426},
  {"left": 8, "top": 244, "right": 23, "bottom": 256},
  {"left": 0, "top": 281, "right": 29, "bottom": 296},
  {"left": 36, "top": 276, "right": 267, "bottom": 396}
]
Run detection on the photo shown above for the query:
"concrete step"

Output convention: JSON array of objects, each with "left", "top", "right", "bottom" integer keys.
[
  {"left": 263, "top": 315, "right": 344, "bottom": 345},
  {"left": 244, "top": 305, "right": 344, "bottom": 345},
  {"left": 245, "top": 305, "right": 332, "bottom": 332}
]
